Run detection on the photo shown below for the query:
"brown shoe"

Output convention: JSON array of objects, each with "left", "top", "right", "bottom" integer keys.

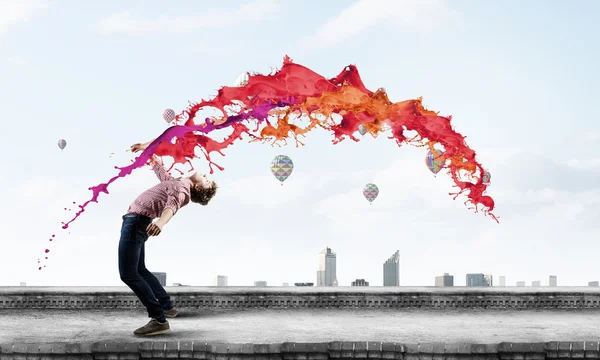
[
  {"left": 165, "top": 308, "right": 178, "bottom": 318},
  {"left": 133, "top": 319, "right": 170, "bottom": 336}
]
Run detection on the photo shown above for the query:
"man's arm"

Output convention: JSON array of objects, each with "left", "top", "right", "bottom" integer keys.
[
  {"left": 146, "top": 188, "right": 185, "bottom": 236},
  {"left": 157, "top": 208, "right": 175, "bottom": 226},
  {"left": 150, "top": 155, "right": 175, "bottom": 182},
  {"left": 131, "top": 139, "right": 174, "bottom": 182},
  {"left": 146, "top": 208, "right": 174, "bottom": 236}
]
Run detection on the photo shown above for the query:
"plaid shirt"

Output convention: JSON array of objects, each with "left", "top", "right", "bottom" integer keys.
[{"left": 127, "top": 161, "right": 192, "bottom": 219}]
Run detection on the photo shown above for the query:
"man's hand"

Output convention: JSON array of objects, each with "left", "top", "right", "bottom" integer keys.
[
  {"left": 130, "top": 143, "right": 148, "bottom": 153},
  {"left": 130, "top": 138, "right": 156, "bottom": 153},
  {"left": 146, "top": 222, "right": 163, "bottom": 236}
]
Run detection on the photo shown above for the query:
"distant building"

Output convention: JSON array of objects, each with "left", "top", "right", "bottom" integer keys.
[
  {"left": 254, "top": 281, "right": 267, "bottom": 287},
  {"left": 294, "top": 282, "right": 314, "bottom": 286},
  {"left": 589, "top": 281, "right": 599, "bottom": 287},
  {"left": 317, "top": 247, "right": 338, "bottom": 287},
  {"left": 282, "top": 282, "right": 289, "bottom": 286},
  {"left": 172, "top": 283, "right": 190, "bottom": 287},
  {"left": 19, "top": 282, "right": 26, "bottom": 287},
  {"left": 531, "top": 280, "right": 541, "bottom": 287},
  {"left": 516, "top": 281, "right": 526, "bottom": 287},
  {"left": 351, "top": 279, "right": 369, "bottom": 286},
  {"left": 152, "top": 272, "right": 166, "bottom": 287},
  {"left": 498, "top": 276, "right": 506, "bottom": 287},
  {"left": 466, "top": 273, "right": 491, "bottom": 287},
  {"left": 545, "top": 275, "right": 557, "bottom": 287},
  {"left": 214, "top": 275, "right": 228, "bottom": 287},
  {"left": 435, "top": 273, "right": 454, "bottom": 287},
  {"left": 383, "top": 250, "right": 400, "bottom": 286}
]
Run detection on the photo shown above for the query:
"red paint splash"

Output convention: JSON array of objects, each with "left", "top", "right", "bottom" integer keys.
[{"left": 39, "top": 55, "right": 497, "bottom": 269}]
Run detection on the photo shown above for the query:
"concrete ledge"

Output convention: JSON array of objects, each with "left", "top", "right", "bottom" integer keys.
[
  {"left": 1, "top": 342, "right": 600, "bottom": 360},
  {"left": 2, "top": 287, "right": 600, "bottom": 310}
]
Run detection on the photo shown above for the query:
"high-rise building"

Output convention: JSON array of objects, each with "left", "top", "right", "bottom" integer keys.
[
  {"left": 466, "top": 273, "right": 491, "bottom": 287},
  {"left": 588, "top": 281, "right": 599, "bottom": 287},
  {"left": 282, "top": 282, "right": 289, "bottom": 286},
  {"left": 531, "top": 280, "right": 541, "bottom": 287},
  {"left": 516, "top": 281, "right": 526, "bottom": 287},
  {"left": 351, "top": 279, "right": 369, "bottom": 286},
  {"left": 498, "top": 276, "right": 506, "bottom": 287},
  {"left": 317, "top": 247, "right": 338, "bottom": 286},
  {"left": 19, "top": 282, "right": 26, "bottom": 287},
  {"left": 214, "top": 275, "right": 228, "bottom": 287},
  {"left": 254, "top": 281, "right": 267, "bottom": 287},
  {"left": 383, "top": 250, "right": 400, "bottom": 286},
  {"left": 545, "top": 275, "right": 557, "bottom": 287},
  {"left": 152, "top": 272, "right": 167, "bottom": 287},
  {"left": 435, "top": 273, "right": 454, "bottom": 287}
]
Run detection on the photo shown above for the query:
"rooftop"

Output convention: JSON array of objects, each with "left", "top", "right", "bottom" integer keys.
[{"left": 2, "top": 307, "right": 600, "bottom": 344}]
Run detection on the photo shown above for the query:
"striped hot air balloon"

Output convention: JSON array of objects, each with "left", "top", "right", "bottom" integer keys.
[
  {"left": 57, "top": 139, "right": 67, "bottom": 151},
  {"left": 234, "top": 71, "right": 258, "bottom": 87},
  {"left": 270, "top": 155, "right": 294, "bottom": 185},
  {"left": 358, "top": 124, "right": 367, "bottom": 136},
  {"left": 163, "top": 109, "right": 176, "bottom": 123},
  {"left": 482, "top": 170, "right": 491, "bottom": 184},
  {"left": 425, "top": 149, "right": 445, "bottom": 175},
  {"left": 363, "top": 183, "right": 379, "bottom": 204}
]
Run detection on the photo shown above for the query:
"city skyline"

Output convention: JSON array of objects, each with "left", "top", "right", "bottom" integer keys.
[{"left": 2, "top": 1, "right": 599, "bottom": 288}]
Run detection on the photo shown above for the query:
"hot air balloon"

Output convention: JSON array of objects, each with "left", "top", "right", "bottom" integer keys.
[
  {"left": 270, "top": 155, "right": 294, "bottom": 185},
  {"left": 482, "top": 170, "right": 491, "bottom": 184},
  {"left": 358, "top": 124, "right": 367, "bottom": 136},
  {"left": 363, "top": 183, "right": 379, "bottom": 204},
  {"left": 425, "top": 149, "right": 445, "bottom": 175},
  {"left": 234, "top": 71, "right": 258, "bottom": 87},
  {"left": 57, "top": 139, "right": 67, "bottom": 151},
  {"left": 163, "top": 108, "right": 176, "bottom": 123}
]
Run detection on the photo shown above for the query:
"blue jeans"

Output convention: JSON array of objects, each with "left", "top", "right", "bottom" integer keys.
[{"left": 118, "top": 213, "right": 173, "bottom": 322}]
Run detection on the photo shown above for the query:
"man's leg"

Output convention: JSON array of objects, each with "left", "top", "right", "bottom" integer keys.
[
  {"left": 138, "top": 242, "right": 174, "bottom": 311},
  {"left": 118, "top": 217, "right": 166, "bottom": 322}
]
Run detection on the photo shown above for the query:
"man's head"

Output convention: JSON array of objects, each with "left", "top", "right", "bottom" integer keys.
[{"left": 188, "top": 172, "right": 218, "bottom": 206}]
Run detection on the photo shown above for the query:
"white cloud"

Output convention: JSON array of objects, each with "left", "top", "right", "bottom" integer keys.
[
  {"left": 586, "top": 131, "right": 600, "bottom": 141},
  {"left": 4, "top": 55, "right": 28, "bottom": 65},
  {"left": 0, "top": 0, "right": 49, "bottom": 38},
  {"left": 304, "top": 0, "right": 457, "bottom": 48},
  {"left": 565, "top": 157, "right": 600, "bottom": 170},
  {"left": 95, "top": 0, "right": 279, "bottom": 35}
]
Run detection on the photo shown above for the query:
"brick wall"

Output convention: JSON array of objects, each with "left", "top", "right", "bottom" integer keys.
[
  {"left": 0, "top": 341, "right": 599, "bottom": 360},
  {"left": 2, "top": 290, "right": 600, "bottom": 310}
]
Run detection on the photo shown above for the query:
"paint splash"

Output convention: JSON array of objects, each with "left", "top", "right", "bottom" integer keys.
[{"left": 39, "top": 56, "right": 497, "bottom": 269}]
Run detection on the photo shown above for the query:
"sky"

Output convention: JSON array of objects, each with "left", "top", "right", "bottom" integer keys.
[{"left": 1, "top": 0, "right": 599, "bottom": 287}]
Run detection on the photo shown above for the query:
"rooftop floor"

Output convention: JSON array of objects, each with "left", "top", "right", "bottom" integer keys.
[{"left": 2, "top": 307, "right": 599, "bottom": 344}]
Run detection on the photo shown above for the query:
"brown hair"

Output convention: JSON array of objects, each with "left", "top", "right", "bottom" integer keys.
[{"left": 190, "top": 181, "right": 218, "bottom": 206}]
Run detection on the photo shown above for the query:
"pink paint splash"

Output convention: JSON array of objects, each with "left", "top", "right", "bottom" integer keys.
[{"left": 39, "top": 55, "right": 497, "bottom": 269}]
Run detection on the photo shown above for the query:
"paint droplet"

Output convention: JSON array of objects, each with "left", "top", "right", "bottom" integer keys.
[
  {"left": 45, "top": 249, "right": 50, "bottom": 253},
  {"left": 38, "top": 267, "right": 42, "bottom": 270}
]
